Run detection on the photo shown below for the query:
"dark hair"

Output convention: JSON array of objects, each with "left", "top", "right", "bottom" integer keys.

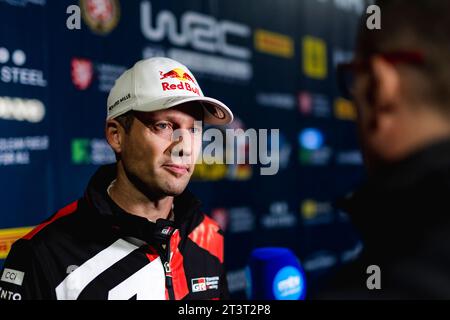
[
  {"left": 115, "top": 111, "right": 135, "bottom": 134},
  {"left": 357, "top": 0, "right": 450, "bottom": 111}
]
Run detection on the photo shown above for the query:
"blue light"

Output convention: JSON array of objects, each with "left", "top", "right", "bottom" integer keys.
[
  {"left": 299, "top": 128, "right": 324, "bottom": 150},
  {"left": 272, "top": 266, "right": 306, "bottom": 300}
]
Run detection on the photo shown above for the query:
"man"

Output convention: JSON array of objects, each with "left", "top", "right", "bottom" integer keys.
[
  {"left": 0, "top": 57, "right": 233, "bottom": 300},
  {"left": 321, "top": 0, "right": 450, "bottom": 299}
]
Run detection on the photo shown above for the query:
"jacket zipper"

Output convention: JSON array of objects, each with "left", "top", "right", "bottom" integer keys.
[{"left": 162, "top": 238, "right": 175, "bottom": 300}]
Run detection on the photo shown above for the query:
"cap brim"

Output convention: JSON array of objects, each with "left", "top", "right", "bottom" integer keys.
[{"left": 134, "top": 96, "right": 234, "bottom": 125}]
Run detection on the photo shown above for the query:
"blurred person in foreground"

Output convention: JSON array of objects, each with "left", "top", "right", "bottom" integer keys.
[
  {"left": 0, "top": 57, "right": 232, "bottom": 300},
  {"left": 321, "top": 0, "right": 450, "bottom": 299}
]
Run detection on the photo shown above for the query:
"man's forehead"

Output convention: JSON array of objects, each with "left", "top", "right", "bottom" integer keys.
[{"left": 136, "top": 102, "right": 204, "bottom": 121}]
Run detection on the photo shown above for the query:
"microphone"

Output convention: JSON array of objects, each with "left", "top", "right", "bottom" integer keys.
[{"left": 246, "top": 247, "right": 306, "bottom": 300}]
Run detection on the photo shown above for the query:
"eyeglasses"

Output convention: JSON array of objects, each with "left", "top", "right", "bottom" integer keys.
[{"left": 337, "top": 51, "right": 425, "bottom": 99}]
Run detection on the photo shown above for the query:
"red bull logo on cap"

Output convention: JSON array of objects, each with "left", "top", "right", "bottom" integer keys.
[
  {"left": 160, "top": 68, "right": 196, "bottom": 83},
  {"left": 160, "top": 68, "right": 200, "bottom": 96}
]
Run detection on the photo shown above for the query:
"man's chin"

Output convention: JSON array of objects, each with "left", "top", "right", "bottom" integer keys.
[
  {"left": 139, "top": 184, "right": 186, "bottom": 199},
  {"left": 160, "top": 186, "right": 187, "bottom": 197},
  {"left": 146, "top": 171, "right": 191, "bottom": 197},
  {"left": 160, "top": 178, "right": 190, "bottom": 196}
]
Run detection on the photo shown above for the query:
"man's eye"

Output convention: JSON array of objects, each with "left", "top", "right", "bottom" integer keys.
[
  {"left": 191, "top": 127, "right": 202, "bottom": 134},
  {"left": 155, "top": 123, "right": 171, "bottom": 130}
]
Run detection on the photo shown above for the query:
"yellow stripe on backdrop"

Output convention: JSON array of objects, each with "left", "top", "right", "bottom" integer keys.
[{"left": 0, "top": 227, "right": 34, "bottom": 259}]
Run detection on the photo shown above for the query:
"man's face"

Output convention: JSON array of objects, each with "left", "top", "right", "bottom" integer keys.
[
  {"left": 351, "top": 59, "right": 383, "bottom": 170},
  {"left": 119, "top": 102, "right": 203, "bottom": 198},
  {"left": 352, "top": 65, "right": 373, "bottom": 140}
]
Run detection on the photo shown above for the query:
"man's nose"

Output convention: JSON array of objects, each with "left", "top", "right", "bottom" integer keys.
[{"left": 171, "top": 130, "right": 193, "bottom": 158}]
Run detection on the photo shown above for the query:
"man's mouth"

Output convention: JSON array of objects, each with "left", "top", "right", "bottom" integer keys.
[{"left": 162, "top": 163, "right": 190, "bottom": 176}]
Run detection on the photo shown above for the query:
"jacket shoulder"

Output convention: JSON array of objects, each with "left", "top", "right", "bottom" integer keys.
[
  {"left": 21, "top": 200, "right": 80, "bottom": 243},
  {"left": 187, "top": 213, "right": 224, "bottom": 263}
]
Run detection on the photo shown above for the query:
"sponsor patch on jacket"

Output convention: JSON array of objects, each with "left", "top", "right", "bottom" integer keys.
[
  {"left": 191, "top": 276, "right": 219, "bottom": 293},
  {"left": 1, "top": 268, "right": 25, "bottom": 286},
  {"left": 0, "top": 287, "right": 22, "bottom": 300}
]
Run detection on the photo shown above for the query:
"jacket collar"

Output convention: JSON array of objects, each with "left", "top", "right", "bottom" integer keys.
[{"left": 83, "top": 163, "right": 202, "bottom": 243}]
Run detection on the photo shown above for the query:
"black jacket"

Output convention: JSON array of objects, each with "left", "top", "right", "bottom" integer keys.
[
  {"left": 0, "top": 164, "right": 228, "bottom": 300},
  {"left": 319, "top": 139, "right": 450, "bottom": 299}
]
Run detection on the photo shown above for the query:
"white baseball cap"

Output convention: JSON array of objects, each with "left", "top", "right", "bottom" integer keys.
[{"left": 107, "top": 57, "right": 233, "bottom": 125}]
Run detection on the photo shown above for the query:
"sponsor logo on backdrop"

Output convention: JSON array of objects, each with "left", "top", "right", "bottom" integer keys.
[
  {"left": 298, "top": 128, "right": 332, "bottom": 166},
  {"left": 71, "top": 58, "right": 94, "bottom": 90},
  {"left": 341, "top": 241, "right": 363, "bottom": 263},
  {"left": 0, "top": 96, "right": 46, "bottom": 123},
  {"left": 298, "top": 91, "right": 331, "bottom": 117},
  {"left": 0, "top": 0, "right": 45, "bottom": 7},
  {"left": 189, "top": 120, "right": 280, "bottom": 176},
  {"left": 261, "top": 201, "right": 297, "bottom": 229},
  {"left": 191, "top": 276, "right": 219, "bottom": 293},
  {"left": 0, "top": 47, "right": 47, "bottom": 87},
  {"left": 302, "top": 36, "right": 328, "bottom": 80},
  {"left": 226, "top": 269, "right": 247, "bottom": 294},
  {"left": 0, "top": 227, "right": 33, "bottom": 259},
  {"left": 254, "top": 29, "right": 294, "bottom": 58},
  {"left": 71, "top": 138, "right": 115, "bottom": 165},
  {"left": 211, "top": 207, "right": 255, "bottom": 234},
  {"left": 210, "top": 208, "right": 228, "bottom": 232},
  {"left": 192, "top": 162, "right": 228, "bottom": 181},
  {"left": 0, "top": 136, "right": 49, "bottom": 166},
  {"left": 333, "top": 48, "right": 354, "bottom": 68},
  {"left": 80, "top": 0, "right": 120, "bottom": 35},
  {"left": 223, "top": 118, "right": 260, "bottom": 178},
  {"left": 315, "top": 0, "right": 365, "bottom": 15},
  {"left": 255, "top": 92, "right": 296, "bottom": 111},
  {"left": 192, "top": 118, "right": 254, "bottom": 181},
  {"left": 71, "top": 57, "right": 126, "bottom": 92},
  {"left": 301, "top": 199, "right": 334, "bottom": 225},
  {"left": 140, "top": 1, "right": 252, "bottom": 82},
  {"left": 336, "top": 150, "right": 363, "bottom": 165},
  {"left": 96, "top": 63, "right": 126, "bottom": 92},
  {"left": 334, "top": 97, "right": 356, "bottom": 120},
  {"left": 303, "top": 251, "right": 337, "bottom": 272}
]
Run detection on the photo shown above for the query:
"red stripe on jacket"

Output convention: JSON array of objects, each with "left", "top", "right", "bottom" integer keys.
[
  {"left": 188, "top": 215, "right": 224, "bottom": 263},
  {"left": 23, "top": 201, "right": 78, "bottom": 240}
]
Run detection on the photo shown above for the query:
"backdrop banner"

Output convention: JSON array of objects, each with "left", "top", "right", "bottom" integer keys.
[{"left": 0, "top": 0, "right": 366, "bottom": 298}]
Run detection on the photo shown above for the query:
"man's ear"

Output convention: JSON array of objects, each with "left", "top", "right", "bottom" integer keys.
[
  {"left": 369, "top": 56, "right": 401, "bottom": 133},
  {"left": 105, "top": 119, "right": 123, "bottom": 154},
  {"left": 370, "top": 56, "right": 401, "bottom": 113}
]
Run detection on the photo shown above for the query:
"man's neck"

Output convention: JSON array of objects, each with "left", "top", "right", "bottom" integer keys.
[{"left": 108, "top": 171, "right": 174, "bottom": 222}]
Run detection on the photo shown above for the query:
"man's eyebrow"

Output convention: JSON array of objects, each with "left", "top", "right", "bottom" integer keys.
[
  {"left": 142, "top": 114, "right": 202, "bottom": 125},
  {"left": 139, "top": 114, "right": 176, "bottom": 122}
]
